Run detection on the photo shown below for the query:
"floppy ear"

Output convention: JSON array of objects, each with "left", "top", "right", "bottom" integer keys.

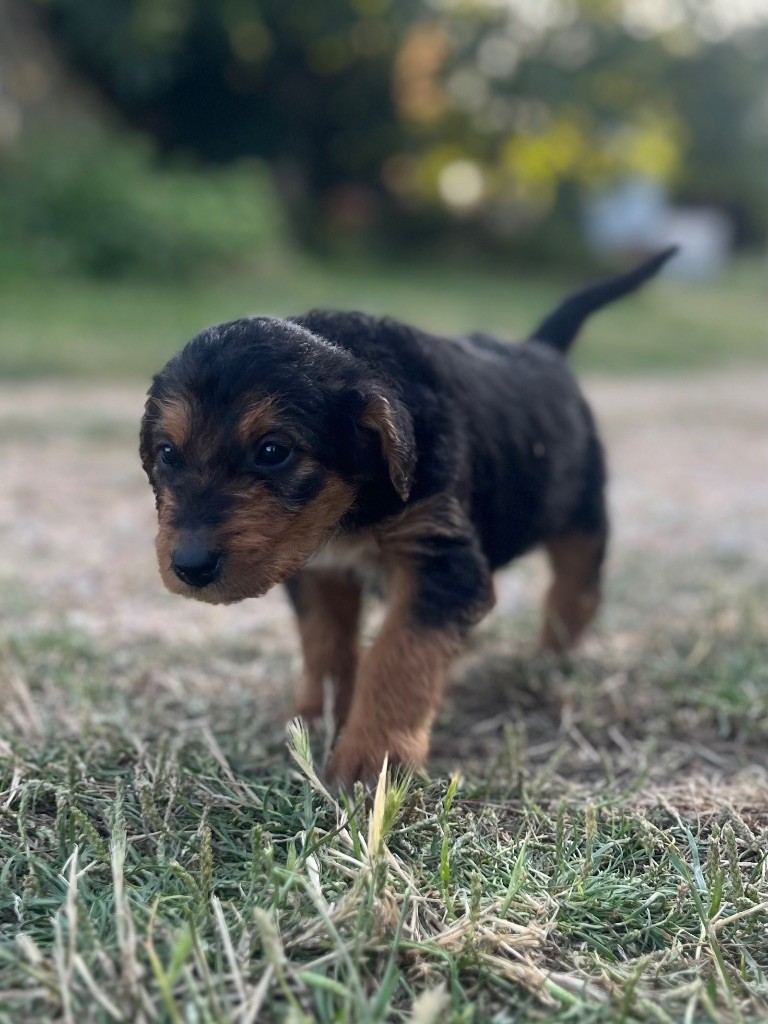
[{"left": 360, "top": 388, "right": 416, "bottom": 502}]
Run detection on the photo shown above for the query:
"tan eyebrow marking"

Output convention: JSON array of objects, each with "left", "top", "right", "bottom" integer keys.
[
  {"left": 237, "top": 398, "right": 279, "bottom": 444},
  {"left": 156, "top": 395, "right": 194, "bottom": 448}
]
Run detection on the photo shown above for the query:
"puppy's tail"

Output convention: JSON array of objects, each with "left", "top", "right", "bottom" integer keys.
[{"left": 529, "top": 246, "right": 678, "bottom": 354}]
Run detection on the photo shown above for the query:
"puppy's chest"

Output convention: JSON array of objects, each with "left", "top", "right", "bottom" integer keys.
[{"left": 305, "top": 534, "right": 386, "bottom": 590}]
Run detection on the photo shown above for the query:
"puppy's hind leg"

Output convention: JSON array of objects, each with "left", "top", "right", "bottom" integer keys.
[
  {"left": 541, "top": 429, "right": 609, "bottom": 653},
  {"left": 284, "top": 571, "right": 362, "bottom": 728},
  {"left": 540, "top": 530, "right": 606, "bottom": 653}
]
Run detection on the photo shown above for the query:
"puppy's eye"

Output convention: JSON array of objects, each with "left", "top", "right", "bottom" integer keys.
[
  {"left": 252, "top": 436, "right": 294, "bottom": 470},
  {"left": 157, "top": 442, "right": 179, "bottom": 466}
]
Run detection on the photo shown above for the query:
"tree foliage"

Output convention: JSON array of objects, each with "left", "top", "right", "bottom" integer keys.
[{"left": 38, "top": 0, "right": 767, "bottom": 252}]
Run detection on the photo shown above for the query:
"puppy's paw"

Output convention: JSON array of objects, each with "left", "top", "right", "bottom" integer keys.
[
  {"left": 292, "top": 682, "right": 336, "bottom": 735},
  {"left": 324, "top": 728, "right": 428, "bottom": 794},
  {"left": 292, "top": 698, "right": 324, "bottom": 727}
]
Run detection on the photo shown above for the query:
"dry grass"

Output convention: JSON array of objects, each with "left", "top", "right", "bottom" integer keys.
[{"left": 0, "top": 590, "right": 767, "bottom": 1022}]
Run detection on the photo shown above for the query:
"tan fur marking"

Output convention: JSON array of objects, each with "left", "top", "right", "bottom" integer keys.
[
  {"left": 154, "top": 489, "right": 179, "bottom": 591},
  {"left": 293, "top": 574, "right": 362, "bottom": 726},
  {"left": 237, "top": 398, "right": 278, "bottom": 444},
  {"left": 541, "top": 532, "right": 604, "bottom": 652},
  {"left": 325, "top": 563, "right": 459, "bottom": 789},
  {"left": 156, "top": 395, "right": 193, "bottom": 448}
]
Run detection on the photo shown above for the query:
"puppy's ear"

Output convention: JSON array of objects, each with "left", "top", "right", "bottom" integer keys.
[{"left": 360, "top": 388, "right": 416, "bottom": 502}]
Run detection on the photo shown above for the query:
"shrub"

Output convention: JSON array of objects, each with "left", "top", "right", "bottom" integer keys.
[{"left": 0, "top": 127, "right": 283, "bottom": 281}]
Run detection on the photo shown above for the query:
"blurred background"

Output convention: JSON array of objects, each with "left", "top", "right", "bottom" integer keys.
[
  {"left": 0, "top": 0, "right": 765, "bottom": 647},
  {"left": 0, "top": 0, "right": 765, "bottom": 377}
]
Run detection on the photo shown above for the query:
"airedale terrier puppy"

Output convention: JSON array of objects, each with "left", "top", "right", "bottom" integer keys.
[{"left": 141, "top": 249, "right": 676, "bottom": 789}]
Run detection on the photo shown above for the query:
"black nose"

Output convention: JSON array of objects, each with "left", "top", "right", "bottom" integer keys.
[{"left": 171, "top": 541, "right": 223, "bottom": 588}]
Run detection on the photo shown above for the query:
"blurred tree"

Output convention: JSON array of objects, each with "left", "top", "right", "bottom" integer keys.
[
  {"left": 408, "top": 1, "right": 767, "bottom": 250},
  {"left": 35, "top": 0, "right": 416, "bottom": 247},
  {"left": 35, "top": 0, "right": 768, "bottom": 255}
]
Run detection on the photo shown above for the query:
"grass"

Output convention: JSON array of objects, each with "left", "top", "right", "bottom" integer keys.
[
  {"left": 0, "top": 253, "right": 764, "bottom": 380},
  {"left": 1, "top": 568, "right": 767, "bottom": 1023}
]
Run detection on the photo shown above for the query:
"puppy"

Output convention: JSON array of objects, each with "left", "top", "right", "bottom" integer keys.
[{"left": 140, "top": 249, "right": 676, "bottom": 789}]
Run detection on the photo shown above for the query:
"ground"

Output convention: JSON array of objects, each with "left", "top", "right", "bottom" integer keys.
[{"left": 0, "top": 262, "right": 766, "bottom": 1022}]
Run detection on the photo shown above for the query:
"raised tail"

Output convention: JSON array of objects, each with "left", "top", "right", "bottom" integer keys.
[{"left": 529, "top": 246, "right": 678, "bottom": 354}]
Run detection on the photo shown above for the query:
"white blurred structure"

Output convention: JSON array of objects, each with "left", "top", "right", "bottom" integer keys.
[{"left": 584, "top": 176, "right": 735, "bottom": 278}]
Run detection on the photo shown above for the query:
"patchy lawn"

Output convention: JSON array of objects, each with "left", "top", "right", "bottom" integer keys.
[{"left": 1, "top": 369, "right": 767, "bottom": 1022}]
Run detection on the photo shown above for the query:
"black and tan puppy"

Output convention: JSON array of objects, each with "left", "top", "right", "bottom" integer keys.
[{"left": 140, "top": 249, "right": 676, "bottom": 789}]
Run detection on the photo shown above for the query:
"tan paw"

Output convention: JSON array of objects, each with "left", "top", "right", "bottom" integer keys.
[
  {"left": 324, "top": 728, "right": 428, "bottom": 794},
  {"left": 292, "top": 697, "right": 324, "bottom": 724}
]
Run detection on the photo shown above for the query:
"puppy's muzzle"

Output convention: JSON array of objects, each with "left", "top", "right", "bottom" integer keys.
[{"left": 171, "top": 532, "right": 223, "bottom": 589}]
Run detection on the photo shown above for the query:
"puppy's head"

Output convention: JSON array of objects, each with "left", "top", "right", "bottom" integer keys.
[{"left": 140, "top": 316, "right": 415, "bottom": 604}]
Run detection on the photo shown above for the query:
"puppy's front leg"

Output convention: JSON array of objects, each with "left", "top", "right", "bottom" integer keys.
[
  {"left": 325, "top": 523, "right": 493, "bottom": 791},
  {"left": 285, "top": 571, "right": 362, "bottom": 727},
  {"left": 324, "top": 564, "right": 456, "bottom": 791}
]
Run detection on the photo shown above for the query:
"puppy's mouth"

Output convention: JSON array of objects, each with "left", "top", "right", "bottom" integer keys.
[{"left": 175, "top": 581, "right": 272, "bottom": 605}]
